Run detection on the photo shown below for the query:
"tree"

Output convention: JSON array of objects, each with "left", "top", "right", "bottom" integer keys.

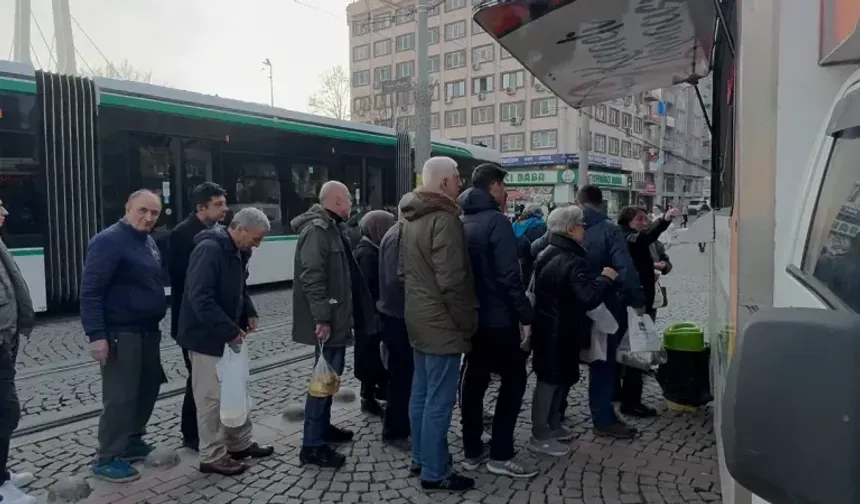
[
  {"left": 85, "top": 59, "right": 153, "bottom": 84},
  {"left": 308, "top": 65, "right": 350, "bottom": 120}
]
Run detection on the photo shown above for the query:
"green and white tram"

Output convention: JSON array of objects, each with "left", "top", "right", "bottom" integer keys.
[{"left": 0, "top": 60, "right": 500, "bottom": 312}]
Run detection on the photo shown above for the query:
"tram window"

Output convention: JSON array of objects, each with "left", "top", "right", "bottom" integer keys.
[
  {"left": 230, "top": 161, "right": 282, "bottom": 235},
  {"left": 803, "top": 133, "right": 860, "bottom": 312},
  {"left": 290, "top": 164, "right": 329, "bottom": 223},
  {"left": 0, "top": 132, "right": 44, "bottom": 248},
  {"left": 365, "top": 164, "right": 384, "bottom": 209}
]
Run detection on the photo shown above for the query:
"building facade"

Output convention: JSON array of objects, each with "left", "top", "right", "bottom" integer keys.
[{"left": 346, "top": 0, "right": 711, "bottom": 211}]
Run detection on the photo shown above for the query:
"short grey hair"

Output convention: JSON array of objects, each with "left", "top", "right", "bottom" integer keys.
[
  {"left": 229, "top": 207, "right": 271, "bottom": 232},
  {"left": 421, "top": 156, "right": 458, "bottom": 191},
  {"left": 319, "top": 180, "right": 349, "bottom": 202},
  {"left": 547, "top": 205, "right": 584, "bottom": 234}
]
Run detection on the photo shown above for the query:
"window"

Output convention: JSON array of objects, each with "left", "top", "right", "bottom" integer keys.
[
  {"left": 373, "top": 66, "right": 391, "bottom": 84},
  {"left": 396, "top": 116, "right": 414, "bottom": 131},
  {"left": 445, "top": 0, "right": 466, "bottom": 11},
  {"left": 396, "top": 33, "right": 415, "bottom": 52},
  {"left": 633, "top": 143, "right": 642, "bottom": 158},
  {"left": 353, "top": 96, "right": 370, "bottom": 113},
  {"left": 501, "top": 71, "right": 525, "bottom": 89},
  {"left": 472, "top": 105, "right": 494, "bottom": 125},
  {"left": 664, "top": 174, "right": 675, "bottom": 192},
  {"left": 431, "top": 113, "right": 440, "bottom": 129},
  {"left": 374, "top": 39, "right": 392, "bottom": 57},
  {"left": 621, "top": 140, "right": 632, "bottom": 157},
  {"left": 0, "top": 94, "right": 44, "bottom": 248},
  {"left": 428, "top": 2, "right": 439, "bottom": 15},
  {"left": 373, "top": 14, "right": 391, "bottom": 31},
  {"left": 609, "top": 108, "right": 620, "bottom": 126},
  {"left": 634, "top": 117, "right": 644, "bottom": 133},
  {"left": 594, "top": 134, "right": 607, "bottom": 152},
  {"left": 227, "top": 157, "right": 282, "bottom": 234},
  {"left": 472, "top": 75, "right": 494, "bottom": 94},
  {"left": 352, "top": 44, "right": 370, "bottom": 61},
  {"left": 445, "top": 109, "right": 467, "bottom": 128},
  {"left": 291, "top": 163, "right": 328, "bottom": 222},
  {"left": 449, "top": 137, "right": 467, "bottom": 144},
  {"left": 374, "top": 93, "right": 390, "bottom": 109},
  {"left": 500, "top": 101, "right": 525, "bottom": 122},
  {"left": 531, "top": 97, "right": 558, "bottom": 118},
  {"left": 431, "top": 83, "right": 440, "bottom": 101},
  {"left": 595, "top": 105, "right": 606, "bottom": 121},
  {"left": 445, "top": 50, "right": 466, "bottom": 69},
  {"left": 429, "top": 27, "right": 439, "bottom": 44},
  {"left": 608, "top": 137, "right": 620, "bottom": 155},
  {"left": 374, "top": 118, "right": 393, "bottom": 127},
  {"left": 395, "top": 8, "right": 414, "bottom": 24},
  {"left": 444, "top": 21, "right": 466, "bottom": 41},
  {"left": 428, "top": 56, "right": 440, "bottom": 73},
  {"left": 352, "top": 70, "right": 370, "bottom": 87},
  {"left": 445, "top": 80, "right": 466, "bottom": 98},
  {"left": 622, "top": 113, "right": 633, "bottom": 129},
  {"left": 352, "top": 20, "right": 370, "bottom": 36},
  {"left": 531, "top": 130, "right": 557, "bottom": 150},
  {"left": 501, "top": 48, "right": 513, "bottom": 59},
  {"left": 395, "top": 90, "right": 413, "bottom": 106},
  {"left": 472, "top": 135, "right": 494, "bottom": 148},
  {"left": 500, "top": 133, "right": 525, "bottom": 152},
  {"left": 396, "top": 61, "right": 415, "bottom": 79},
  {"left": 472, "top": 44, "right": 494, "bottom": 63}
]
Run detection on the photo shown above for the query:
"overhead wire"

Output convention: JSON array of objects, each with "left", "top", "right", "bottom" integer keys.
[
  {"left": 68, "top": 13, "right": 117, "bottom": 75},
  {"left": 30, "top": 12, "right": 58, "bottom": 69}
]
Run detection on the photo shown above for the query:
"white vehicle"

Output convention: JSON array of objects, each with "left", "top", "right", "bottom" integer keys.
[
  {"left": 686, "top": 199, "right": 710, "bottom": 217},
  {"left": 475, "top": 0, "right": 860, "bottom": 502}
]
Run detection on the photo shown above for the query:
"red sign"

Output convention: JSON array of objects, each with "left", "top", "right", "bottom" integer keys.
[{"left": 643, "top": 181, "right": 657, "bottom": 195}]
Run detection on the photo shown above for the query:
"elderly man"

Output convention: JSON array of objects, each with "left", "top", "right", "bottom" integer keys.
[
  {"left": 291, "top": 181, "right": 375, "bottom": 469},
  {"left": 80, "top": 190, "right": 168, "bottom": 483},
  {"left": 400, "top": 157, "right": 478, "bottom": 493},
  {"left": 177, "top": 207, "right": 273, "bottom": 476},
  {"left": 0, "top": 199, "right": 37, "bottom": 504}
]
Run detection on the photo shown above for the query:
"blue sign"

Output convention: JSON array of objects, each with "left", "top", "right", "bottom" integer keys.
[
  {"left": 501, "top": 153, "right": 622, "bottom": 168},
  {"left": 657, "top": 101, "right": 666, "bottom": 116}
]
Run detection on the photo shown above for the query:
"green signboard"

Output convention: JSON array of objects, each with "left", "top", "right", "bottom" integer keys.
[
  {"left": 589, "top": 172, "right": 628, "bottom": 188},
  {"left": 504, "top": 169, "right": 577, "bottom": 186}
]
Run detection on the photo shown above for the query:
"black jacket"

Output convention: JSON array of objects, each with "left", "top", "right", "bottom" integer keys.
[
  {"left": 620, "top": 217, "right": 672, "bottom": 310},
  {"left": 352, "top": 236, "right": 385, "bottom": 383},
  {"left": 531, "top": 233, "right": 613, "bottom": 385},
  {"left": 458, "top": 188, "right": 533, "bottom": 329},
  {"left": 176, "top": 226, "right": 257, "bottom": 357},
  {"left": 650, "top": 241, "right": 673, "bottom": 275},
  {"left": 377, "top": 222, "right": 405, "bottom": 319},
  {"left": 353, "top": 237, "right": 380, "bottom": 303},
  {"left": 168, "top": 214, "right": 209, "bottom": 339}
]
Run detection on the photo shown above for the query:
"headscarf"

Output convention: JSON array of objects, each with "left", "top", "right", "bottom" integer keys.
[{"left": 359, "top": 209, "right": 396, "bottom": 245}]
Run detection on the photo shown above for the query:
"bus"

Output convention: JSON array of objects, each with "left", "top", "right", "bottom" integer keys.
[{"left": 0, "top": 59, "right": 501, "bottom": 312}]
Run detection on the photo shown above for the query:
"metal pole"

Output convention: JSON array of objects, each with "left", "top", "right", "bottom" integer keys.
[
  {"left": 13, "top": 0, "right": 33, "bottom": 65},
  {"left": 413, "top": 0, "right": 432, "bottom": 172},
  {"left": 578, "top": 107, "right": 591, "bottom": 190},
  {"left": 269, "top": 66, "right": 275, "bottom": 107}
]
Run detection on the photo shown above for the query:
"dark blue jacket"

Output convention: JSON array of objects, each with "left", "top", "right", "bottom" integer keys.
[
  {"left": 80, "top": 220, "right": 167, "bottom": 342},
  {"left": 580, "top": 205, "right": 645, "bottom": 309},
  {"left": 377, "top": 222, "right": 404, "bottom": 319},
  {"left": 459, "top": 188, "right": 533, "bottom": 328}
]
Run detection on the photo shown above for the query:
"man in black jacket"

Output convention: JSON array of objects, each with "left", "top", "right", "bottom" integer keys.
[
  {"left": 177, "top": 207, "right": 273, "bottom": 476},
  {"left": 457, "top": 164, "right": 537, "bottom": 479},
  {"left": 168, "top": 182, "right": 229, "bottom": 451}
]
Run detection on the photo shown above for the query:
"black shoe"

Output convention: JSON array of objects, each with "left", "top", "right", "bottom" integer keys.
[
  {"left": 374, "top": 385, "right": 388, "bottom": 402},
  {"left": 410, "top": 454, "right": 453, "bottom": 476},
  {"left": 361, "top": 398, "right": 385, "bottom": 417},
  {"left": 594, "top": 420, "right": 638, "bottom": 439},
  {"left": 182, "top": 439, "right": 199, "bottom": 452},
  {"left": 299, "top": 445, "right": 346, "bottom": 469},
  {"left": 326, "top": 425, "right": 355, "bottom": 444},
  {"left": 421, "top": 472, "right": 475, "bottom": 492},
  {"left": 620, "top": 403, "right": 658, "bottom": 418},
  {"left": 229, "top": 442, "right": 275, "bottom": 460}
]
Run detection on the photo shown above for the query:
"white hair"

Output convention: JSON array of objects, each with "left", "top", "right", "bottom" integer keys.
[
  {"left": 230, "top": 207, "right": 271, "bottom": 232},
  {"left": 421, "top": 156, "right": 458, "bottom": 191},
  {"left": 547, "top": 205, "right": 584, "bottom": 234},
  {"left": 319, "top": 180, "right": 348, "bottom": 202}
]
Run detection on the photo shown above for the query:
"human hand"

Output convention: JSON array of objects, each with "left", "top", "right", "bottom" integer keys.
[
  {"left": 230, "top": 329, "right": 247, "bottom": 346},
  {"left": 519, "top": 325, "right": 532, "bottom": 351},
  {"left": 665, "top": 208, "right": 679, "bottom": 220},
  {"left": 601, "top": 267, "right": 618, "bottom": 280},
  {"left": 91, "top": 340, "right": 109, "bottom": 365},
  {"left": 654, "top": 261, "right": 666, "bottom": 270},
  {"left": 247, "top": 317, "right": 259, "bottom": 331},
  {"left": 654, "top": 269, "right": 662, "bottom": 279},
  {"left": 315, "top": 323, "right": 331, "bottom": 342}
]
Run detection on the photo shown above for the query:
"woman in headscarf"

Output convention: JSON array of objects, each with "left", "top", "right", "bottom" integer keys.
[{"left": 353, "top": 210, "right": 396, "bottom": 416}]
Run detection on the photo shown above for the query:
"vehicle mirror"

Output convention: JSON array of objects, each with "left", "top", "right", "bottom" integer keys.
[{"left": 722, "top": 307, "right": 860, "bottom": 503}]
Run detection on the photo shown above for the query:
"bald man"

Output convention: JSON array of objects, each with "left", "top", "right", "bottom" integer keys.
[
  {"left": 80, "top": 189, "right": 168, "bottom": 483},
  {"left": 291, "top": 181, "right": 375, "bottom": 469}
]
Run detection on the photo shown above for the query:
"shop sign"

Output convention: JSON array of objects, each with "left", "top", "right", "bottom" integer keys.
[
  {"left": 589, "top": 172, "right": 628, "bottom": 188},
  {"left": 505, "top": 170, "right": 554, "bottom": 186},
  {"left": 643, "top": 181, "right": 657, "bottom": 195}
]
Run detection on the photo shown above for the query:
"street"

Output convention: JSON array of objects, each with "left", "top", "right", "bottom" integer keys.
[{"left": 10, "top": 243, "right": 720, "bottom": 504}]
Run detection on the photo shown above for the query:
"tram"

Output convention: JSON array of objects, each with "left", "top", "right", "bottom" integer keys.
[{"left": 0, "top": 60, "right": 500, "bottom": 312}]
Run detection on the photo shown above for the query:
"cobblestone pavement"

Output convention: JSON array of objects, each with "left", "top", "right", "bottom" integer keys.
[{"left": 10, "top": 244, "right": 720, "bottom": 503}]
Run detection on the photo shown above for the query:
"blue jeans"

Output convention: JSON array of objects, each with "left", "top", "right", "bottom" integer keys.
[
  {"left": 303, "top": 345, "right": 346, "bottom": 447},
  {"left": 410, "top": 350, "right": 460, "bottom": 482},
  {"left": 589, "top": 307, "right": 627, "bottom": 428}
]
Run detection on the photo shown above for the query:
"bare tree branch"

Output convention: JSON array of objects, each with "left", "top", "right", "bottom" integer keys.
[
  {"left": 308, "top": 65, "right": 350, "bottom": 120},
  {"left": 84, "top": 59, "right": 154, "bottom": 84}
]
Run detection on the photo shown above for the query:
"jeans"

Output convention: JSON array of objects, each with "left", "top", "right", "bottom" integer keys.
[
  {"left": 589, "top": 323, "right": 624, "bottom": 428},
  {"left": 531, "top": 380, "right": 566, "bottom": 440},
  {"left": 303, "top": 345, "right": 346, "bottom": 447},
  {"left": 0, "top": 332, "right": 20, "bottom": 484},
  {"left": 180, "top": 348, "right": 199, "bottom": 445},
  {"left": 410, "top": 350, "right": 460, "bottom": 482},
  {"left": 460, "top": 327, "right": 528, "bottom": 461},
  {"left": 381, "top": 315, "right": 412, "bottom": 439}
]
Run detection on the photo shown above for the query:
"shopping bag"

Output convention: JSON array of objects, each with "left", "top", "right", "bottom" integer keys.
[
  {"left": 579, "top": 326, "right": 608, "bottom": 363},
  {"left": 587, "top": 303, "right": 619, "bottom": 334},
  {"left": 308, "top": 343, "right": 341, "bottom": 398},
  {"left": 616, "top": 329, "right": 667, "bottom": 371},
  {"left": 626, "top": 307, "right": 661, "bottom": 352},
  {"left": 652, "top": 281, "right": 668, "bottom": 310},
  {"left": 217, "top": 342, "right": 253, "bottom": 428}
]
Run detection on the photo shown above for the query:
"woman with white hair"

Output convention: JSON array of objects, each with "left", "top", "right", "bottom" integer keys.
[{"left": 528, "top": 205, "right": 618, "bottom": 456}]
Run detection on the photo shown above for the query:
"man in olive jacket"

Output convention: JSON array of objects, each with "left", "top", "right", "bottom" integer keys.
[
  {"left": 400, "top": 157, "right": 478, "bottom": 493},
  {"left": 291, "top": 181, "right": 375, "bottom": 470}
]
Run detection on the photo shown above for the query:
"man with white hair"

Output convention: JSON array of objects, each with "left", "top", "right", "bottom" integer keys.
[
  {"left": 400, "top": 156, "right": 478, "bottom": 492},
  {"left": 291, "top": 181, "right": 375, "bottom": 469},
  {"left": 177, "top": 207, "right": 274, "bottom": 476}
]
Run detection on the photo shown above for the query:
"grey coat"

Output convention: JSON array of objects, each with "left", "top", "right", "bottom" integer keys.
[{"left": 0, "top": 238, "right": 35, "bottom": 337}]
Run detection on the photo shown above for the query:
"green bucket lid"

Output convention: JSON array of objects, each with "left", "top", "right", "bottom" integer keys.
[{"left": 663, "top": 323, "right": 705, "bottom": 351}]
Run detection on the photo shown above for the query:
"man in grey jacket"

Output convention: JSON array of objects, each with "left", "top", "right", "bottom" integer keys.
[{"left": 0, "top": 200, "right": 37, "bottom": 504}]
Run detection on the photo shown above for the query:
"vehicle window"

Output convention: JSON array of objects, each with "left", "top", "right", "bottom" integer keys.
[{"left": 802, "top": 133, "right": 860, "bottom": 312}]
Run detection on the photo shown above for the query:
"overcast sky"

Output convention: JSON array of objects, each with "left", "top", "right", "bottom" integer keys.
[{"left": 0, "top": 0, "right": 352, "bottom": 111}]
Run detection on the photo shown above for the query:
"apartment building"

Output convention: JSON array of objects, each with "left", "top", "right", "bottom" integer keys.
[{"left": 346, "top": 0, "right": 711, "bottom": 210}]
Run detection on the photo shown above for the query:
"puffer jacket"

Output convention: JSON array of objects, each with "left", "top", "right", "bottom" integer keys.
[
  {"left": 399, "top": 190, "right": 478, "bottom": 355},
  {"left": 580, "top": 205, "right": 644, "bottom": 310}
]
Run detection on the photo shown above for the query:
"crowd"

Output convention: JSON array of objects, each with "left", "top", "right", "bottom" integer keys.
[{"left": 0, "top": 156, "right": 678, "bottom": 503}]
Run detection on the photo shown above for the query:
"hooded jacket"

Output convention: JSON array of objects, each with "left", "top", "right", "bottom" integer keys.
[{"left": 399, "top": 190, "right": 478, "bottom": 355}]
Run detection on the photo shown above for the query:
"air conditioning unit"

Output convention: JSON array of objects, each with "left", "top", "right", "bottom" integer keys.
[
  {"left": 510, "top": 116, "right": 522, "bottom": 126},
  {"left": 534, "top": 83, "right": 545, "bottom": 92},
  {"left": 478, "top": 92, "right": 486, "bottom": 101},
  {"left": 472, "top": 62, "right": 481, "bottom": 71},
  {"left": 373, "top": 81, "right": 380, "bottom": 89},
  {"left": 505, "top": 87, "right": 515, "bottom": 96},
  {"left": 623, "top": 127, "right": 631, "bottom": 136},
  {"left": 400, "top": 105, "right": 409, "bottom": 111}
]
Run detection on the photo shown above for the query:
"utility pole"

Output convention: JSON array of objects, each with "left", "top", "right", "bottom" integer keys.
[
  {"left": 578, "top": 107, "right": 591, "bottom": 190},
  {"left": 13, "top": 0, "right": 32, "bottom": 65},
  {"left": 413, "top": 0, "right": 432, "bottom": 172},
  {"left": 262, "top": 59, "right": 274, "bottom": 107}
]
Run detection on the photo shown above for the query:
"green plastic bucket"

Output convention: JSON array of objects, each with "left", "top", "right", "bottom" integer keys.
[{"left": 663, "top": 323, "right": 705, "bottom": 352}]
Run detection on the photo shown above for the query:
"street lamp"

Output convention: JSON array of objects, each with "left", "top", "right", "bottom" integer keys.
[{"left": 262, "top": 58, "right": 274, "bottom": 107}]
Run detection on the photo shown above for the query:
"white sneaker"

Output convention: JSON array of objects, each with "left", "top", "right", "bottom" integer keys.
[
  {"left": 0, "top": 480, "right": 37, "bottom": 504},
  {"left": 9, "top": 472, "right": 34, "bottom": 488}
]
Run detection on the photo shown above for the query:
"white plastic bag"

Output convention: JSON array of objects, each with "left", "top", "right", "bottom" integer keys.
[
  {"left": 587, "top": 303, "right": 619, "bottom": 334},
  {"left": 217, "top": 342, "right": 252, "bottom": 428},
  {"left": 652, "top": 280, "right": 667, "bottom": 310},
  {"left": 626, "top": 307, "right": 661, "bottom": 352},
  {"left": 579, "top": 326, "right": 608, "bottom": 363}
]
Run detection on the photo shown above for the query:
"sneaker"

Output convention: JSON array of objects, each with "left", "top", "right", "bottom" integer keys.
[
  {"left": 326, "top": 425, "right": 355, "bottom": 444},
  {"left": 593, "top": 421, "right": 638, "bottom": 439},
  {"left": 461, "top": 451, "right": 488, "bottom": 471},
  {"left": 299, "top": 445, "right": 346, "bottom": 469},
  {"left": 421, "top": 472, "right": 475, "bottom": 492},
  {"left": 487, "top": 456, "right": 539, "bottom": 479},
  {"left": 120, "top": 439, "right": 155, "bottom": 462},
  {"left": 8, "top": 472, "right": 34, "bottom": 488},
  {"left": 229, "top": 442, "right": 274, "bottom": 460},
  {"left": 551, "top": 427, "right": 575, "bottom": 441},
  {"left": 480, "top": 431, "right": 492, "bottom": 444},
  {"left": 199, "top": 454, "right": 247, "bottom": 476},
  {"left": 0, "top": 480, "right": 37, "bottom": 504},
  {"left": 91, "top": 459, "right": 141, "bottom": 483},
  {"left": 526, "top": 437, "right": 570, "bottom": 457}
]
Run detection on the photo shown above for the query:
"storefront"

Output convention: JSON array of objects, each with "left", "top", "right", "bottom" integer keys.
[
  {"left": 503, "top": 167, "right": 577, "bottom": 214},
  {"left": 585, "top": 171, "right": 634, "bottom": 216}
]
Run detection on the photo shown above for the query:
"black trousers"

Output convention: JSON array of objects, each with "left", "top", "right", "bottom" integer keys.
[
  {"left": 460, "top": 327, "right": 528, "bottom": 461},
  {"left": 0, "top": 332, "right": 20, "bottom": 483},
  {"left": 181, "top": 348, "right": 198, "bottom": 445},
  {"left": 380, "top": 314, "right": 412, "bottom": 439}
]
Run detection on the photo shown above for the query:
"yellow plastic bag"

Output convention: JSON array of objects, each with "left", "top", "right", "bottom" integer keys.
[{"left": 308, "top": 343, "right": 341, "bottom": 398}]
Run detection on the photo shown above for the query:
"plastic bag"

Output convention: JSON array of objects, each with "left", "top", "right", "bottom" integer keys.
[
  {"left": 617, "top": 309, "right": 667, "bottom": 371},
  {"left": 579, "top": 325, "right": 608, "bottom": 363},
  {"left": 652, "top": 280, "right": 668, "bottom": 310},
  {"left": 308, "top": 343, "right": 341, "bottom": 398},
  {"left": 217, "top": 342, "right": 252, "bottom": 428},
  {"left": 587, "top": 303, "right": 619, "bottom": 334}
]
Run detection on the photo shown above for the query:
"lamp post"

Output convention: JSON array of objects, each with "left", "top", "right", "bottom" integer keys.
[{"left": 262, "top": 58, "right": 274, "bottom": 107}]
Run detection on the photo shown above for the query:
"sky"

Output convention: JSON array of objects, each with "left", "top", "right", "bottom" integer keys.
[{"left": 0, "top": 0, "right": 353, "bottom": 111}]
